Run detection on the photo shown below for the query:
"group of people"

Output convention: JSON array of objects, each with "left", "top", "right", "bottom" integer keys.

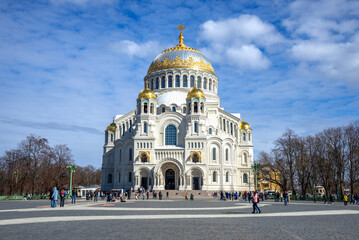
[{"left": 49, "top": 187, "right": 67, "bottom": 208}]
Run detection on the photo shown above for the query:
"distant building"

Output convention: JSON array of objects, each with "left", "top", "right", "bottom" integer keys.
[
  {"left": 101, "top": 25, "right": 254, "bottom": 192},
  {"left": 258, "top": 171, "right": 281, "bottom": 192}
]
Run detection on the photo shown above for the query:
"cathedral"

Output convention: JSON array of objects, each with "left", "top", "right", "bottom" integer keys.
[{"left": 101, "top": 25, "right": 254, "bottom": 192}]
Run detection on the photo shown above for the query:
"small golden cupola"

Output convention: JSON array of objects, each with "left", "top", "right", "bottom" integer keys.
[
  {"left": 239, "top": 118, "right": 252, "bottom": 130},
  {"left": 138, "top": 80, "right": 157, "bottom": 99},
  {"left": 106, "top": 117, "right": 116, "bottom": 131},
  {"left": 187, "top": 80, "right": 205, "bottom": 98}
]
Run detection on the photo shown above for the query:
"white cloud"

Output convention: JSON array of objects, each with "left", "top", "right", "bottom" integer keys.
[
  {"left": 226, "top": 45, "right": 270, "bottom": 70},
  {"left": 109, "top": 40, "right": 162, "bottom": 59},
  {"left": 199, "top": 15, "right": 283, "bottom": 71},
  {"left": 285, "top": 0, "right": 359, "bottom": 87}
]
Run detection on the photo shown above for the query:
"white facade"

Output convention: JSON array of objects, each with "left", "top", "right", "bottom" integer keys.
[{"left": 101, "top": 31, "right": 254, "bottom": 192}]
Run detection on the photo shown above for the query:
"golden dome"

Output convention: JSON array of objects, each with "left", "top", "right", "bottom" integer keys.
[
  {"left": 239, "top": 119, "right": 252, "bottom": 130},
  {"left": 138, "top": 81, "right": 157, "bottom": 99},
  {"left": 147, "top": 24, "right": 215, "bottom": 75},
  {"left": 187, "top": 87, "right": 205, "bottom": 98},
  {"left": 106, "top": 118, "right": 116, "bottom": 131}
]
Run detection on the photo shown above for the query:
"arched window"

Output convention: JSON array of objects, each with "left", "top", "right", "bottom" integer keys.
[
  {"left": 194, "top": 102, "right": 198, "bottom": 113},
  {"left": 212, "top": 148, "right": 216, "bottom": 160},
  {"left": 226, "top": 172, "right": 229, "bottom": 182},
  {"left": 151, "top": 79, "right": 154, "bottom": 90},
  {"left": 141, "top": 153, "right": 148, "bottom": 163},
  {"left": 197, "top": 76, "right": 202, "bottom": 88},
  {"left": 156, "top": 78, "right": 159, "bottom": 89},
  {"left": 226, "top": 149, "right": 229, "bottom": 161},
  {"left": 249, "top": 133, "right": 251, "bottom": 141},
  {"left": 129, "top": 148, "right": 132, "bottom": 161},
  {"left": 162, "top": 107, "right": 165, "bottom": 113},
  {"left": 223, "top": 119, "right": 226, "bottom": 131},
  {"left": 182, "top": 107, "right": 186, "bottom": 113},
  {"left": 243, "top": 173, "right": 248, "bottom": 183},
  {"left": 144, "top": 122, "right": 147, "bottom": 133},
  {"left": 209, "top": 128, "right": 212, "bottom": 134},
  {"left": 209, "top": 80, "right": 212, "bottom": 90},
  {"left": 161, "top": 76, "right": 165, "bottom": 88},
  {"left": 183, "top": 75, "right": 188, "bottom": 87},
  {"left": 243, "top": 133, "right": 246, "bottom": 141},
  {"left": 165, "top": 125, "right": 177, "bottom": 145},
  {"left": 244, "top": 153, "right": 247, "bottom": 164},
  {"left": 118, "top": 172, "right": 121, "bottom": 183},
  {"left": 203, "top": 78, "right": 207, "bottom": 89},
  {"left": 172, "top": 107, "right": 176, "bottom": 112},
  {"left": 168, "top": 76, "right": 173, "bottom": 87},
  {"left": 130, "top": 120, "right": 132, "bottom": 132},
  {"left": 108, "top": 173, "right": 112, "bottom": 184},
  {"left": 213, "top": 171, "right": 217, "bottom": 182},
  {"left": 122, "top": 124, "right": 125, "bottom": 136},
  {"left": 144, "top": 103, "right": 148, "bottom": 113},
  {"left": 194, "top": 122, "right": 198, "bottom": 133},
  {"left": 175, "top": 75, "right": 180, "bottom": 87},
  {"left": 111, "top": 134, "right": 113, "bottom": 142},
  {"left": 128, "top": 172, "right": 132, "bottom": 182},
  {"left": 190, "top": 75, "right": 194, "bottom": 87},
  {"left": 150, "top": 104, "right": 154, "bottom": 114},
  {"left": 200, "top": 102, "right": 204, "bottom": 113}
]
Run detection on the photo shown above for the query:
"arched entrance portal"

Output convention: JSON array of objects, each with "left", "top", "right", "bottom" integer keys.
[{"left": 165, "top": 169, "right": 175, "bottom": 190}]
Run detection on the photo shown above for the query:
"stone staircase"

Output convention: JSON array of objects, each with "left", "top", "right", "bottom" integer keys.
[{"left": 154, "top": 190, "right": 213, "bottom": 199}]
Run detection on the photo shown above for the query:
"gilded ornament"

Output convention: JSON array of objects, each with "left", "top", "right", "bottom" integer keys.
[
  {"left": 239, "top": 119, "right": 252, "bottom": 130},
  {"left": 139, "top": 151, "right": 150, "bottom": 162},
  {"left": 190, "top": 151, "right": 202, "bottom": 162},
  {"left": 106, "top": 117, "right": 116, "bottom": 131},
  {"left": 138, "top": 80, "right": 157, "bottom": 99},
  {"left": 147, "top": 24, "right": 215, "bottom": 75}
]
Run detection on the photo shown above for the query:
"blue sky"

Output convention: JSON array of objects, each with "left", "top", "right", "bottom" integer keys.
[{"left": 0, "top": 0, "right": 358, "bottom": 168}]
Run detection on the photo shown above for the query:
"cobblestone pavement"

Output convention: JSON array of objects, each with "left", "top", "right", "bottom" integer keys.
[{"left": 0, "top": 198, "right": 358, "bottom": 240}]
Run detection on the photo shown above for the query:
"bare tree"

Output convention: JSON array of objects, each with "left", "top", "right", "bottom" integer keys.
[
  {"left": 344, "top": 121, "right": 359, "bottom": 194},
  {"left": 273, "top": 129, "right": 298, "bottom": 194},
  {"left": 19, "top": 135, "right": 51, "bottom": 194}
]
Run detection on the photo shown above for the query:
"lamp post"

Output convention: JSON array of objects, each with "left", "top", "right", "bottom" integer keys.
[
  {"left": 251, "top": 163, "right": 261, "bottom": 192},
  {"left": 13, "top": 170, "right": 19, "bottom": 194},
  {"left": 66, "top": 164, "right": 77, "bottom": 197}
]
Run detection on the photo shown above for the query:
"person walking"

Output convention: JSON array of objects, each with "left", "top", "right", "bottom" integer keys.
[
  {"left": 283, "top": 191, "right": 288, "bottom": 206},
  {"left": 190, "top": 193, "right": 194, "bottom": 201},
  {"left": 59, "top": 189, "right": 66, "bottom": 207},
  {"left": 71, "top": 188, "right": 77, "bottom": 204},
  {"left": 159, "top": 191, "right": 163, "bottom": 200},
  {"left": 344, "top": 194, "right": 348, "bottom": 206},
  {"left": 94, "top": 190, "right": 98, "bottom": 202},
  {"left": 185, "top": 192, "right": 188, "bottom": 200},
  {"left": 323, "top": 194, "right": 327, "bottom": 204},
  {"left": 52, "top": 187, "right": 58, "bottom": 208},
  {"left": 252, "top": 191, "right": 261, "bottom": 214},
  {"left": 166, "top": 191, "right": 169, "bottom": 199}
]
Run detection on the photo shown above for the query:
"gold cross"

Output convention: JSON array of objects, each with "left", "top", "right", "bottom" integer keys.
[{"left": 177, "top": 24, "right": 186, "bottom": 33}]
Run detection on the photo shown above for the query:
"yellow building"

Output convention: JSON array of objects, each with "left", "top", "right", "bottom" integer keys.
[{"left": 258, "top": 171, "right": 281, "bottom": 192}]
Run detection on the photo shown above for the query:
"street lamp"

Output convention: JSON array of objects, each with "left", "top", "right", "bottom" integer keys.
[
  {"left": 66, "top": 164, "right": 77, "bottom": 197},
  {"left": 251, "top": 163, "right": 261, "bottom": 192},
  {"left": 13, "top": 170, "right": 19, "bottom": 194}
]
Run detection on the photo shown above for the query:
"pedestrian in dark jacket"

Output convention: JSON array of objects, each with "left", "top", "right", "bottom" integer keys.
[
  {"left": 60, "top": 190, "right": 66, "bottom": 207},
  {"left": 49, "top": 188, "right": 54, "bottom": 207}
]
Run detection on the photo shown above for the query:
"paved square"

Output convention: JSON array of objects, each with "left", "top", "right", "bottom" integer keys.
[{"left": 0, "top": 199, "right": 358, "bottom": 239}]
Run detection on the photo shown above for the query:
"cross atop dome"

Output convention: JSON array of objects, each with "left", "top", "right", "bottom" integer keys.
[{"left": 177, "top": 24, "right": 186, "bottom": 46}]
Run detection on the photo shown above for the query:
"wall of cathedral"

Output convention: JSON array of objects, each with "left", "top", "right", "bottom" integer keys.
[{"left": 101, "top": 102, "right": 254, "bottom": 192}]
